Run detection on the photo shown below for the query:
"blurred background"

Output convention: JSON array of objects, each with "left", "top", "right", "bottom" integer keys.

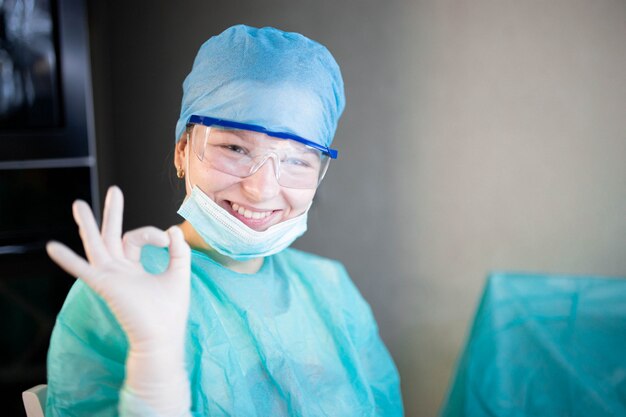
[{"left": 2, "top": 0, "right": 626, "bottom": 415}]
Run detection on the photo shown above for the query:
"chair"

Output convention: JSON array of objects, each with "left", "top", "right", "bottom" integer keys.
[{"left": 22, "top": 384, "right": 47, "bottom": 417}]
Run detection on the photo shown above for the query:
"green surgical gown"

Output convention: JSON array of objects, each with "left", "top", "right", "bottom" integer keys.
[{"left": 46, "top": 246, "right": 403, "bottom": 416}]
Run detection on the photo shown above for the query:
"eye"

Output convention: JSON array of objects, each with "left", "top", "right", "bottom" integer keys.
[
  {"left": 221, "top": 144, "right": 248, "bottom": 155},
  {"left": 284, "top": 157, "right": 313, "bottom": 168}
]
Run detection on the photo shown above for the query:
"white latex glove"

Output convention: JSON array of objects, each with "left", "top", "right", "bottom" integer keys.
[{"left": 46, "top": 186, "right": 192, "bottom": 417}]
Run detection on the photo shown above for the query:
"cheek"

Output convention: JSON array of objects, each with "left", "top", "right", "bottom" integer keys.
[
  {"left": 187, "top": 167, "right": 240, "bottom": 197},
  {"left": 285, "top": 189, "right": 316, "bottom": 216}
]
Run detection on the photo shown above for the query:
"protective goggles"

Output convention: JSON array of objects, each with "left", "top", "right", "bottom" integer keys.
[{"left": 186, "top": 115, "right": 335, "bottom": 189}]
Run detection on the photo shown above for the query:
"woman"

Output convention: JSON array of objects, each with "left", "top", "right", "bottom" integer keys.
[{"left": 45, "top": 25, "right": 403, "bottom": 416}]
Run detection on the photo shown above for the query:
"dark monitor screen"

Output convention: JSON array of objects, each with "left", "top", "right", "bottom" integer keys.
[
  {"left": 0, "top": 0, "right": 93, "bottom": 162},
  {"left": 0, "top": 0, "right": 63, "bottom": 130}
]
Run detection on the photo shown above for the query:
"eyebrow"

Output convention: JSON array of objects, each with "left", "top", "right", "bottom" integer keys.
[
  {"left": 221, "top": 129, "right": 255, "bottom": 142},
  {"left": 221, "top": 129, "right": 321, "bottom": 155}
]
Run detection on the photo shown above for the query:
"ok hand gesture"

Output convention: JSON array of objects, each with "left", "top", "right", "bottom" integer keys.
[{"left": 46, "top": 186, "right": 191, "bottom": 351}]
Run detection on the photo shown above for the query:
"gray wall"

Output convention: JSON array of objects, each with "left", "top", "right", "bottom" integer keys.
[{"left": 88, "top": 1, "right": 626, "bottom": 415}]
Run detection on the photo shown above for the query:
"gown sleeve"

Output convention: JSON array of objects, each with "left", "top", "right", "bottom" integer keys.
[
  {"left": 334, "top": 262, "right": 405, "bottom": 416},
  {"left": 45, "top": 280, "right": 129, "bottom": 417}
]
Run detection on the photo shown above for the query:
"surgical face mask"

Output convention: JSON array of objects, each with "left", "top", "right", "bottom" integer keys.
[{"left": 177, "top": 132, "right": 310, "bottom": 261}]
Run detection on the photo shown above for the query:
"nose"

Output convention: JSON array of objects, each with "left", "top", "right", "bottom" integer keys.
[{"left": 240, "top": 157, "right": 281, "bottom": 202}]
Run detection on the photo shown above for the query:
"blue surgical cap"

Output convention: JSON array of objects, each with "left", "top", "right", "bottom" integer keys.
[{"left": 175, "top": 25, "right": 346, "bottom": 152}]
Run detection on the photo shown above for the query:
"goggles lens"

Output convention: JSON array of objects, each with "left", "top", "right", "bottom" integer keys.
[{"left": 188, "top": 124, "right": 330, "bottom": 189}]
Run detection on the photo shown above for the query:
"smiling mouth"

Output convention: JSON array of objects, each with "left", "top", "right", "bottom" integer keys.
[
  {"left": 230, "top": 202, "right": 274, "bottom": 219},
  {"left": 224, "top": 200, "right": 283, "bottom": 232}
]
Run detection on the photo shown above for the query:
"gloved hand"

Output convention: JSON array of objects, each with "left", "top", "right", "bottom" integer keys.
[{"left": 46, "top": 186, "right": 192, "bottom": 417}]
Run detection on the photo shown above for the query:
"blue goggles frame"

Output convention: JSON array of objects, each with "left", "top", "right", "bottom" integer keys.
[{"left": 187, "top": 115, "right": 338, "bottom": 159}]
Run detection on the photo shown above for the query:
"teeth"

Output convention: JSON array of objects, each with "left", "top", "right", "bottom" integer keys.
[{"left": 230, "top": 202, "right": 272, "bottom": 220}]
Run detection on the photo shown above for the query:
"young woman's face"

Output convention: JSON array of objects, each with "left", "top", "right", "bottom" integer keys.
[{"left": 175, "top": 131, "right": 318, "bottom": 232}]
